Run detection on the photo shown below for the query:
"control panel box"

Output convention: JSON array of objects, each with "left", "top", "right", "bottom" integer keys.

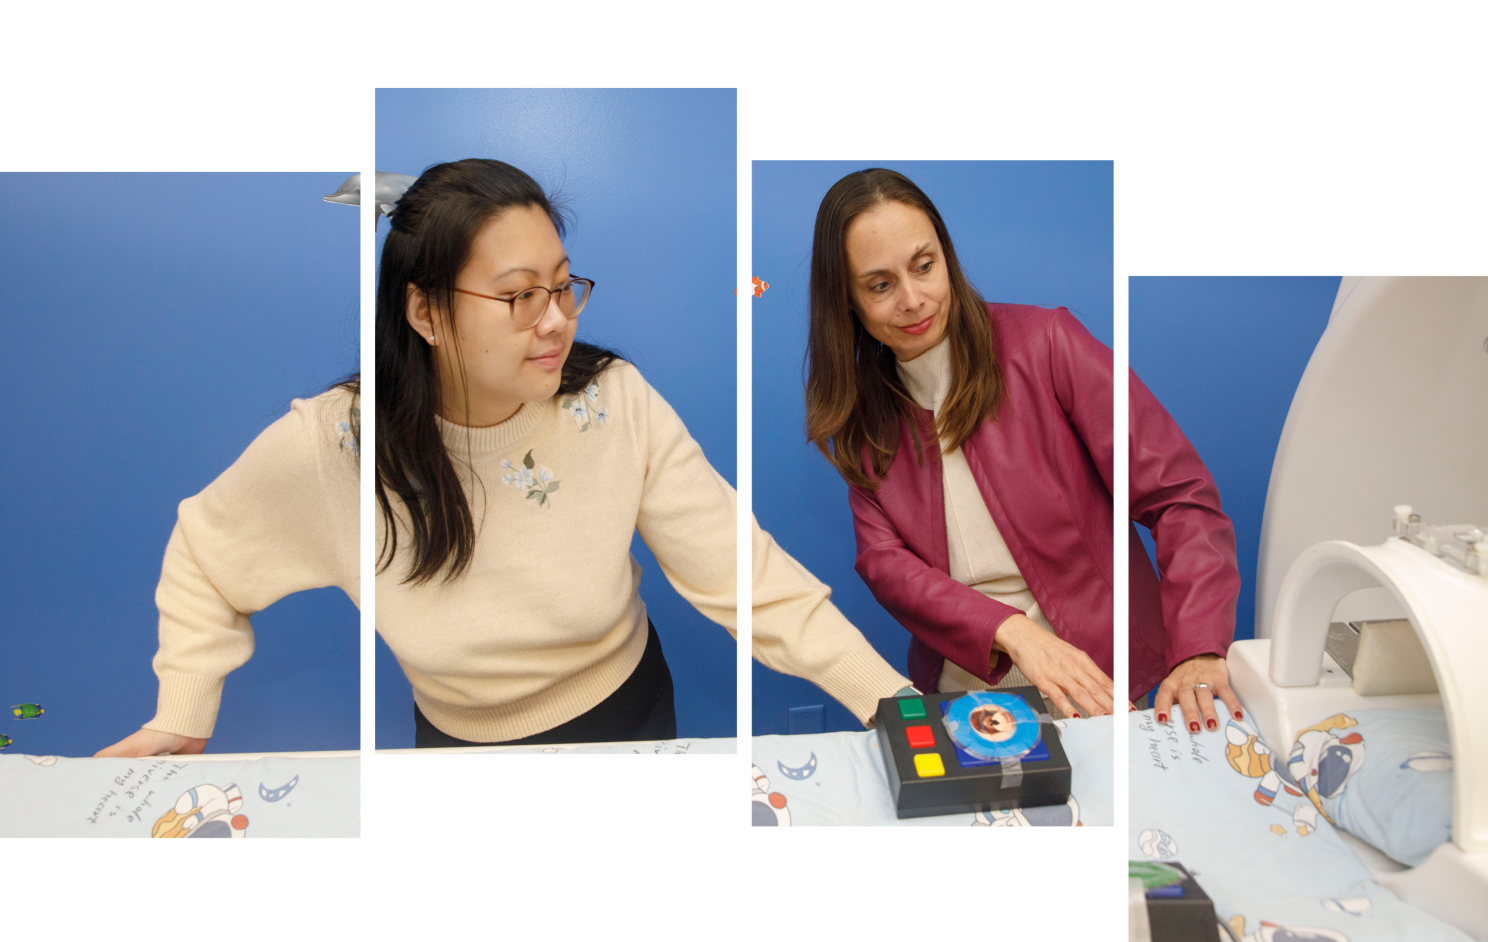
[{"left": 874, "top": 687, "right": 1071, "bottom": 819}]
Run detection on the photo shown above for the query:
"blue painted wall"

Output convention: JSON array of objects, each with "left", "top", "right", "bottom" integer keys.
[
  {"left": 1129, "top": 276, "right": 1340, "bottom": 654},
  {"left": 0, "top": 172, "right": 360, "bottom": 757},
  {"left": 374, "top": 88, "right": 737, "bottom": 746},
  {"left": 751, "top": 161, "right": 1113, "bottom": 735}
]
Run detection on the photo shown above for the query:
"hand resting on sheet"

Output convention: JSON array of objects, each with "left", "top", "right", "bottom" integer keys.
[
  {"left": 994, "top": 613, "right": 1116, "bottom": 718},
  {"left": 1152, "top": 653, "right": 1242, "bottom": 734},
  {"left": 94, "top": 728, "right": 208, "bottom": 758}
]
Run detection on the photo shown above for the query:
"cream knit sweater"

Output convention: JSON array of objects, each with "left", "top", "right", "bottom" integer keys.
[
  {"left": 145, "top": 365, "right": 907, "bottom": 742},
  {"left": 750, "top": 530, "right": 909, "bottom": 719},
  {"left": 375, "top": 361, "right": 908, "bottom": 742},
  {"left": 145, "top": 387, "right": 361, "bottom": 739},
  {"left": 372, "top": 358, "right": 744, "bottom": 741}
]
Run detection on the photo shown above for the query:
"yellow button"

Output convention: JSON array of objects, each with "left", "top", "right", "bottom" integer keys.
[{"left": 913, "top": 753, "right": 945, "bottom": 778}]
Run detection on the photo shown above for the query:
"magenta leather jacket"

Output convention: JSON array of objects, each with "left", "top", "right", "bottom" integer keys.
[
  {"left": 1124, "top": 360, "right": 1243, "bottom": 699},
  {"left": 848, "top": 303, "right": 1239, "bottom": 701}
]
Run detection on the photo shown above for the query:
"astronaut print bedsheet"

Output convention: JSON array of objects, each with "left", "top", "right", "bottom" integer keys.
[
  {"left": 0, "top": 753, "right": 358, "bottom": 837},
  {"left": 751, "top": 715, "right": 1112, "bottom": 826},
  {"left": 1128, "top": 710, "right": 1469, "bottom": 942}
]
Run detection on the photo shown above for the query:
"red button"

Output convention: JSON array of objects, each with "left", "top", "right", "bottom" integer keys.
[{"left": 905, "top": 725, "right": 935, "bottom": 749}]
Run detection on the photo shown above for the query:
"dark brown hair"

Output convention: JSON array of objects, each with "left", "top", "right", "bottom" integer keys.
[
  {"left": 804, "top": 168, "right": 1005, "bottom": 489},
  {"left": 375, "top": 159, "right": 620, "bottom": 584}
]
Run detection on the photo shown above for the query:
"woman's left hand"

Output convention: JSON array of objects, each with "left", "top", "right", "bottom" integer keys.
[{"left": 1152, "top": 654, "right": 1242, "bottom": 733}]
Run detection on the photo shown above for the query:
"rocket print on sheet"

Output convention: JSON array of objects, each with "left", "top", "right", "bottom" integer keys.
[
  {"left": 1130, "top": 708, "right": 1374, "bottom": 934},
  {"left": 751, "top": 766, "right": 791, "bottom": 826}
]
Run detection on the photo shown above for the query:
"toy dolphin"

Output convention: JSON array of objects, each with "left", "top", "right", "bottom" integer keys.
[{"left": 323, "top": 172, "right": 417, "bottom": 226}]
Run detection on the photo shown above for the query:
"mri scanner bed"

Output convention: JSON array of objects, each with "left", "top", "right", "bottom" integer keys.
[
  {"left": 1131, "top": 518, "right": 1486, "bottom": 941},
  {"left": 0, "top": 750, "right": 359, "bottom": 837},
  {"left": 1129, "top": 704, "right": 1472, "bottom": 942},
  {"left": 750, "top": 716, "right": 1112, "bottom": 826},
  {"left": 1130, "top": 277, "right": 1488, "bottom": 941}
]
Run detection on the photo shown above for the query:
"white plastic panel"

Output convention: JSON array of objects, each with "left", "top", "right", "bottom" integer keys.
[{"left": 1256, "top": 277, "right": 1488, "bottom": 639}]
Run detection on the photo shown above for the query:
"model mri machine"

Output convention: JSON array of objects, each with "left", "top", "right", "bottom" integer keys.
[{"left": 1226, "top": 277, "right": 1488, "bottom": 936}]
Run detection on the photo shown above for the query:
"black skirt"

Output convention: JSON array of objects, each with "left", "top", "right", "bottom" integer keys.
[{"left": 413, "top": 619, "right": 677, "bottom": 748}]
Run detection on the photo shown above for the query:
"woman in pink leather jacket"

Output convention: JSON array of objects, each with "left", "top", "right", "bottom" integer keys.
[{"left": 809, "top": 167, "right": 1118, "bottom": 720}]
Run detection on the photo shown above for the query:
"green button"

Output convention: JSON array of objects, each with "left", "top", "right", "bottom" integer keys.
[{"left": 897, "top": 698, "right": 927, "bottom": 720}]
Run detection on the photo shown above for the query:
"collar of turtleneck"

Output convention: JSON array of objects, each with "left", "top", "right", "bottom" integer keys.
[{"left": 895, "top": 335, "right": 952, "bottom": 414}]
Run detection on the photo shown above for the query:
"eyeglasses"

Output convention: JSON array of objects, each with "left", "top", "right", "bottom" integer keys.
[{"left": 453, "top": 277, "right": 595, "bottom": 330}]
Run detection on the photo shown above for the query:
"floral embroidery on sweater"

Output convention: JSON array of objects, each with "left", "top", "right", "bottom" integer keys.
[
  {"left": 496, "top": 382, "right": 607, "bottom": 508},
  {"left": 500, "top": 450, "right": 560, "bottom": 507},
  {"left": 337, "top": 406, "right": 361, "bottom": 457},
  {"left": 558, "top": 382, "right": 609, "bottom": 434}
]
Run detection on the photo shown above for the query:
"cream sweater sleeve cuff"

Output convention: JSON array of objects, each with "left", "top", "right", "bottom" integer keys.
[
  {"left": 142, "top": 670, "right": 226, "bottom": 740},
  {"left": 750, "top": 518, "right": 911, "bottom": 724},
  {"left": 798, "top": 623, "right": 913, "bottom": 725}
]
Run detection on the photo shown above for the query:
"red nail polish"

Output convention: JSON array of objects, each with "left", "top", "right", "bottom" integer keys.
[
  {"left": 1157, "top": 713, "right": 1167, "bottom": 723},
  {"left": 1071, "top": 711, "right": 1080, "bottom": 718},
  {"left": 1189, "top": 722, "right": 1199, "bottom": 733},
  {"left": 1235, "top": 711, "right": 1243, "bottom": 719},
  {"left": 1206, "top": 719, "right": 1217, "bottom": 730}
]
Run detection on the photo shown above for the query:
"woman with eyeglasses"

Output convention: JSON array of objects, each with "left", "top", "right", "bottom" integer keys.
[{"left": 375, "top": 159, "right": 909, "bottom": 747}]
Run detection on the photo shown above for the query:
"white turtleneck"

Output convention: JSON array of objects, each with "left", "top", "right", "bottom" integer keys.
[{"left": 896, "top": 336, "right": 1054, "bottom": 695}]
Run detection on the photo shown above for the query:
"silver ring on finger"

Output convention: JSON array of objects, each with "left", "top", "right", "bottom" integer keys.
[{"left": 1193, "top": 683, "right": 1213, "bottom": 691}]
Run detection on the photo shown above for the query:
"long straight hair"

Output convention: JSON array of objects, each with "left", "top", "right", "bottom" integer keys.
[
  {"left": 804, "top": 168, "right": 1005, "bottom": 490},
  {"left": 375, "top": 158, "right": 620, "bottom": 584}
]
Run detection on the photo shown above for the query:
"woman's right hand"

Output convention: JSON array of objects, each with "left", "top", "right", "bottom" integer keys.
[
  {"left": 993, "top": 614, "right": 1116, "bottom": 718},
  {"left": 95, "top": 728, "right": 208, "bottom": 758}
]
